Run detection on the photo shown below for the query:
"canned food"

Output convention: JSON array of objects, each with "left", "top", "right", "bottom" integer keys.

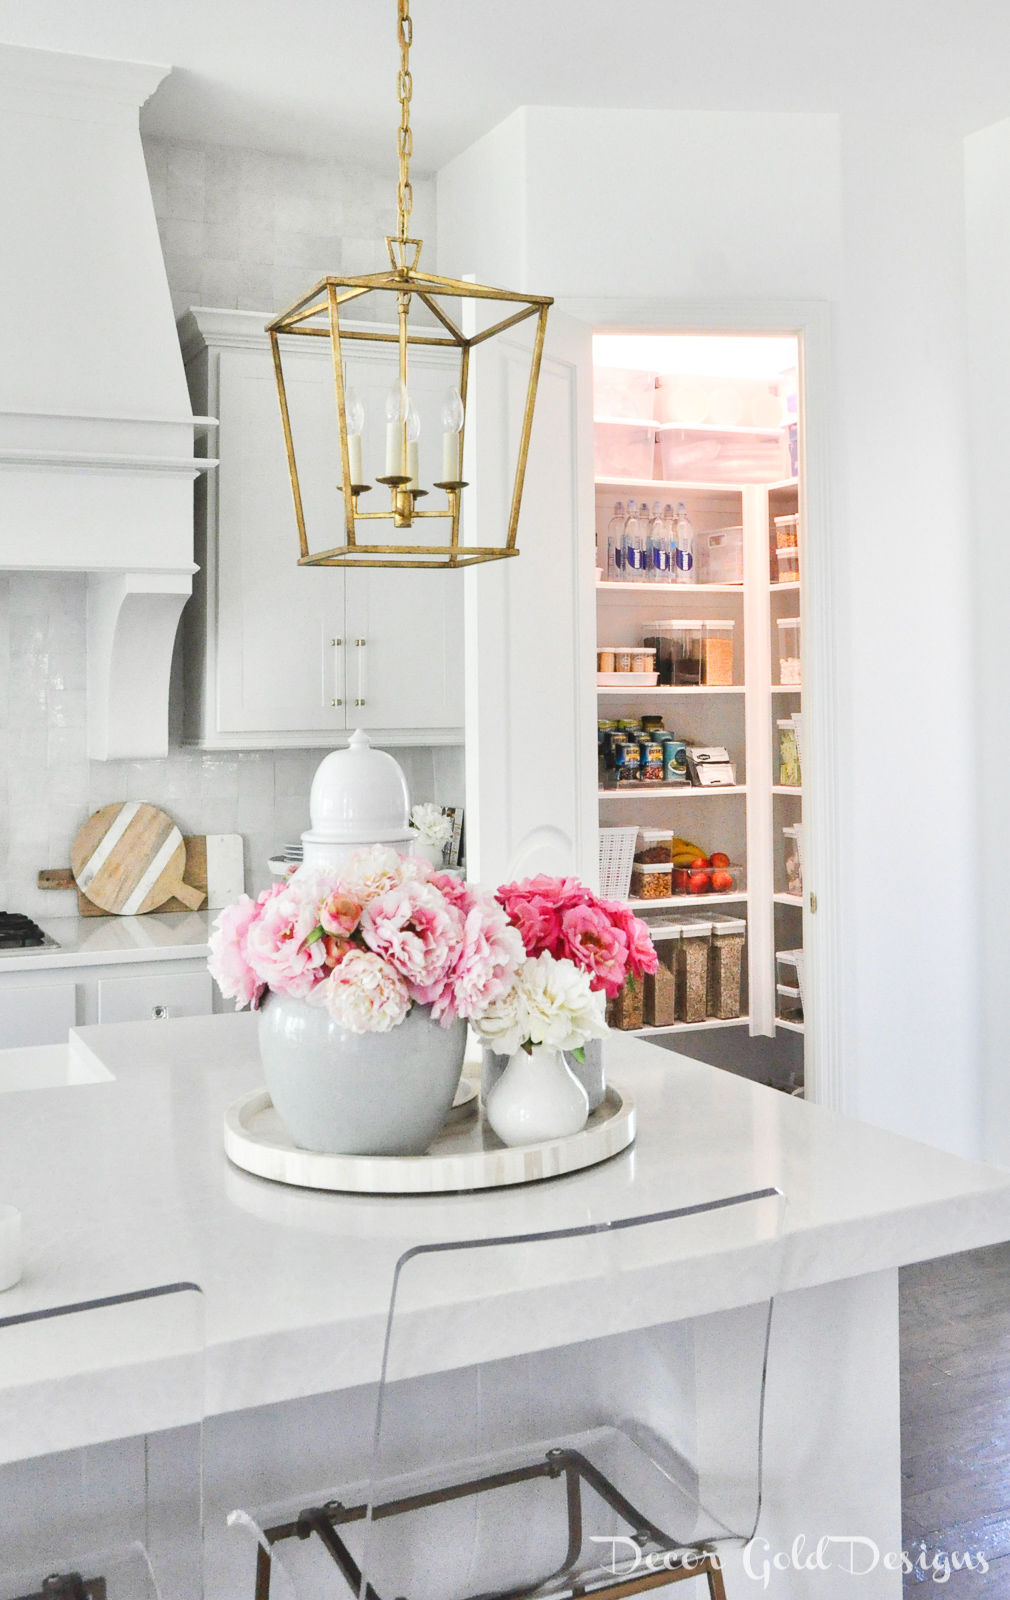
[
  {"left": 638, "top": 739, "right": 665, "bottom": 782},
  {"left": 617, "top": 719, "right": 640, "bottom": 731},
  {"left": 641, "top": 714, "right": 665, "bottom": 731},
  {"left": 614, "top": 741, "right": 642, "bottom": 779},
  {"left": 663, "top": 739, "right": 689, "bottom": 784}
]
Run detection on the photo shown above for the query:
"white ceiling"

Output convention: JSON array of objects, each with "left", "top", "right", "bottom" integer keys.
[{"left": 1, "top": 0, "right": 1009, "bottom": 171}]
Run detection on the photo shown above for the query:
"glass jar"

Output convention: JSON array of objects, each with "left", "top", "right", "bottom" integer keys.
[
  {"left": 597, "top": 648, "right": 616, "bottom": 673},
  {"left": 614, "top": 648, "right": 634, "bottom": 672},
  {"left": 703, "top": 620, "right": 736, "bottom": 686},
  {"left": 776, "top": 616, "right": 801, "bottom": 685}
]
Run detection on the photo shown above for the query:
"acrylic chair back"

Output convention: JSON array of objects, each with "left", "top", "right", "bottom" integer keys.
[
  {"left": 239, "top": 1187, "right": 785, "bottom": 1600},
  {"left": 0, "top": 1282, "right": 205, "bottom": 1600}
]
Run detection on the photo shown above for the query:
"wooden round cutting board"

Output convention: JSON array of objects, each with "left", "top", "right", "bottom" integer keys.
[{"left": 71, "top": 803, "right": 206, "bottom": 916}]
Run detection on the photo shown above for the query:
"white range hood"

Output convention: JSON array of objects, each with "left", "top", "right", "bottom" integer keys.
[{"left": 0, "top": 44, "right": 215, "bottom": 758}]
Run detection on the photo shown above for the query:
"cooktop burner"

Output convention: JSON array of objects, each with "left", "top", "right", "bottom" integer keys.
[{"left": 0, "top": 913, "right": 58, "bottom": 950}]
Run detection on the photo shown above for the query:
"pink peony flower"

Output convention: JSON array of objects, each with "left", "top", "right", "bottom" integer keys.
[
  {"left": 429, "top": 896, "right": 526, "bottom": 1025},
  {"left": 495, "top": 875, "right": 592, "bottom": 958},
  {"left": 244, "top": 878, "right": 329, "bottom": 999},
  {"left": 603, "top": 900, "right": 659, "bottom": 978},
  {"left": 429, "top": 871, "right": 475, "bottom": 915},
  {"left": 319, "top": 891, "right": 362, "bottom": 938},
  {"left": 558, "top": 901, "right": 631, "bottom": 997},
  {"left": 360, "top": 879, "right": 464, "bottom": 994},
  {"left": 207, "top": 893, "right": 266, "bottom": 1009},
  {"left": 320, "top": 949, "right": 411, "bottom": 1033},
  {"left": 339, "top": 844, "right": 432, "bottom": 905}
]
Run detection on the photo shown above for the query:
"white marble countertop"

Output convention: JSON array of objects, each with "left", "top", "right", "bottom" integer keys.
[
  {"left": 0, "top": 910, "right": 215, "bottom": 972},
  {"left": 2, "top": 1013, "right": 1010, "bottom": 1429}
]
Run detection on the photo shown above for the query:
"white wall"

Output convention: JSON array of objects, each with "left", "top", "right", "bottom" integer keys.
[
  {"left": 0, "top": 140, "right": 461, "bottom": 922},
  {"left": 439, "top": 106, "right": 983, "bottom": 1157},
  {"left": 965, "top": 115, "right": 1010, "bottom": 1167}
]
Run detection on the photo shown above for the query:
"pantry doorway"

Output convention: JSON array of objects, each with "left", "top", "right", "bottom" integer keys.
[{"left": 566, "top": 298, "right": 838, "bottom": 1108}]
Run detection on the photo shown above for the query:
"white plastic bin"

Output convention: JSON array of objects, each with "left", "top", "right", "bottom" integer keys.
[
  {"left": 593, "top": 367, "right": 657, "bottom": 421},
  {"left": 697, "top": 525, "right": 743, "bottom": 584},
  {"left": 777, "top": 616, "right": 801, "bottom": 685},
  {"left": 594, "top": 422, "right": 655, "bottom": 481}
]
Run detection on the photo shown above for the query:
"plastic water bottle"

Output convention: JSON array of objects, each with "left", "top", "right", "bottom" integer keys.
[
  {"left": 648, "top": 501, "right": 670, "bottom": 582},
  {"left": 607, "top": 501, "right": 625, "bottom": 580},
  {"left": 622, "top": 500, "right": 646, "bottom": 580},
  {"left": 663, "top": 503, "right": 677, "bottom": 581},
  {"left": 674, "top": 501, "right": 696, "bottom": 584}
]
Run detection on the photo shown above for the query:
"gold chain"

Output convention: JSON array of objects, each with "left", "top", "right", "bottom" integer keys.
[{"left": 396, "top": 0, "right": 413, "bottom": 242}]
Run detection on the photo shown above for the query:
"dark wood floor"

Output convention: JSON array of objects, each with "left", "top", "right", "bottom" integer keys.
[{"left": 901, "top": 1244, "right": 1010, "bottom": 1593}]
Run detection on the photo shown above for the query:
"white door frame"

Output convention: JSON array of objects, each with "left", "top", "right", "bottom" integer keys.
[{"left": 561, "top": 296, "right": 841, "bottom": 1113}]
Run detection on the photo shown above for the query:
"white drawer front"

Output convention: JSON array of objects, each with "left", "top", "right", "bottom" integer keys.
[
  {"left": 97, "top": 971, "right": 214, "bottom": 1025},
  {"left": 0, "top": 982, "right": 78, "bottom": 1047}
]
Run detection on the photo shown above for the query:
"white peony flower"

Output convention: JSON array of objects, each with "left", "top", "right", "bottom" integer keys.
[
  {"left": 410, "top": 802, "right": 453, "bottom": 847},
  {"left": 472, "top": 953, "right": 607, "bottom": 1056},
  {"left": 321, "top": 949, "right": 411, "bottom": 1033}
]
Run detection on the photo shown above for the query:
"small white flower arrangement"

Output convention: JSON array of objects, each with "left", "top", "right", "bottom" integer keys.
[
  {"left": 472, "top": 951, "right": 607, "bottom": 1060},
  {"left": 410, "top": 802, "right": 453, "bottom": 849}
]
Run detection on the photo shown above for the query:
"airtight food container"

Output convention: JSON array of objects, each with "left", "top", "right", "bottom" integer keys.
[
  {"left": 635, "top": 828, "right": 674, "bottom": 863},
  {"left": 644, "top": 937, "right": 678, "bottom": 1027},
  {"left": 708, "top": 914, "right": 746, "bottom": 1019},
  {"left": 778, "top": 718, "right": 801, "bottom": 787},
  {"left": 630, "top": 861, "right": 673, "bottom": 900},
  {"left": 777, "top": 616, "right": 801, "bottom": 686},
  {"left": 703, "top": 620, "right": 736, "bottom": 686},
  {"left": 676, "top": 920, "right": 712, "bottom": 1023}
]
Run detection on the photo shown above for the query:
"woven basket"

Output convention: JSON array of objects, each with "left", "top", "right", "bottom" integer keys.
[{"left": 599, "top": 826, "right": 639, "bottom": 902}]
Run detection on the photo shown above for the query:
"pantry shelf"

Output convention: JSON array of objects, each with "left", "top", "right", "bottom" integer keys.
[
  {"left": 771, "top": 684, "right": 802, "bottom": 693},
  {"left": 599, "top": 785, "right": 747, "bottom": 800},
  {"left": 630, "top": 893, "right": 748, "bottom": 911},
  {"left": 770, "top": 581, "right": 801, "bottom": 591},
  {"left": 597, "top": 686, "right": 744, "bottom": 697},
  {"left": 596, "top": 579, "right": 743, "bottom": 594},
  {"left": 776, "top": 1017, "right": 805, "bottom": 1034},
  {"left": 593, "top": 415, "right": 788, "bottom": 436},
  {"left": 772, "top": 785, "right": 802, "bottom": 796},
  {"left": 595, "top": 476, "right": 747, "bottom": 494},
  {"left": 627, "top": 1016, "right": 751, "bottom": 1039},
  {"left": 774, "top": 892, "right": 803, "bottom": 907}
]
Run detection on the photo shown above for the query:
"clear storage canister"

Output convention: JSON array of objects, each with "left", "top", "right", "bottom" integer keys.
[
  {"left": 703, "top": 620, "right": 736, "bottom": 686},
  {"left": 607, "top": 974, "right": 644, "bottom": 1030},
  {"left": 776, "top": 616, "right": 801, "bottom": 685},
  {"left": 783, "top": 822, "right": 804, "bottom": 895},
  {"left": 708, "top": 914, "right": 746, "bottom": 1019},
  {"left": 642, "top": 621, "right": 675, "bottom": 685},
  {"left": 644, "top": 932, "right": 678, "bottom": 1027},
  {"left": 778, "top": 718, "right": 801, "bottom": 787},
  {"left": 673, "top": 620, "right": 704, "bottom": 685},
  {"left": 676, "top": 920, "right": 712, "bottom": 1023}
]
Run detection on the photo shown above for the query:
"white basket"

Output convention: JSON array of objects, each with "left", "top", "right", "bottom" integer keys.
[{"left": 599, "top": 827, "right": 639, "bottom": 901}]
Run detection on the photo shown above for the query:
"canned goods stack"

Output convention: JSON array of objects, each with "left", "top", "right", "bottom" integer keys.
[{"left": 599, "top": 717, "right": 689, "bottom": 786}]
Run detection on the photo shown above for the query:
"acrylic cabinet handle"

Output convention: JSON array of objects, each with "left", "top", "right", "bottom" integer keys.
[
  {"left": 355, "top": 638, "right": 366, "bottom": 708},
  {"left": 151, "top": 1005, "right": 169, "bottom": 1021},
  {"left": 330, "top": 637, "right": 344, "bottom": 708}
]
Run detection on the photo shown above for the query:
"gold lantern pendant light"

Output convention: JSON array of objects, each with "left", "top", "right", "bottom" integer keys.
[{"left": 267, "top": 0, "right": 554, "bottom": 570}]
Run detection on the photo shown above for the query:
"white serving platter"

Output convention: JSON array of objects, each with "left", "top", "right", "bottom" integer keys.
[{"left": 223, "top": 1082, "right": 636, "bottom": 1195}]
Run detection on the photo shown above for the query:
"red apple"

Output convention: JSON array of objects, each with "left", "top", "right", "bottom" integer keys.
[
  {"left": 709, "top": 851, "right": 730, "bottom": 869},
  {"left": 689, "top": 855, "right": 710, "bottom": 869},
  {"left": 687, "top": 871, "right": 709, "bottom": 894},
  {"left": 710, "top": 869, "right": 734, "bottom": 892},
  {"left": 673, "top": 868, "right": 689, "bottom": 894}
]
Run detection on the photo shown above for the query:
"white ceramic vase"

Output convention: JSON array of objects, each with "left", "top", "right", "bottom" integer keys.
[
  {"left": 411, "top": 836, "right": 447, "bottom": 868},
  {"left": 485, "top": 1044, "right": 590, "bottom": 1147},
  {"left": 258, "top": 993, "right": 466, "bottom": 1156}
]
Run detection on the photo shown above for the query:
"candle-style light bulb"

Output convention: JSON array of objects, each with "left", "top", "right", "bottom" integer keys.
[
  {"left": 384, "top": 381, "right": 409, "bottom": 476},
  {"left": 345, "top": 386, "right": 364, "bottom": 486},
  {"left": 440, "top": 387, "right": 464, "bottom": 482},
  {"left": 405, "top": 402, "right": 421, "bottom": 489}
]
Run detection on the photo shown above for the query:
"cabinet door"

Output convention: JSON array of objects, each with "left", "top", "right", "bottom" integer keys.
[
  {"left": 0, "top": 982, "right": 77, "bottom": 1047},
  {"left": 96, "top": 971, "right": 214, "bottom": 1025},
  {"left": 344, "top": 568, "right": 463, "bottom": 732},
  {"left": 214, "top": 344, "right": 346, "bottom": 735}
]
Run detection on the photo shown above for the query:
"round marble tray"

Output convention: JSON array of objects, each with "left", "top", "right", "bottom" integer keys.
[{"left": 223, "top": 1081, "right": 636, "bottom": 1195}]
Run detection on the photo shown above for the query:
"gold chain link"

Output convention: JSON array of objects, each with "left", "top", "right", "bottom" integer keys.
[{"left": 396, "top": 0, "right": 413, "bottom": 242}]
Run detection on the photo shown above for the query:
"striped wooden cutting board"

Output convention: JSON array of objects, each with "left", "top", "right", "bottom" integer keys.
[{"left": 71, "top": 803, "right": 206, "bottom": 915}]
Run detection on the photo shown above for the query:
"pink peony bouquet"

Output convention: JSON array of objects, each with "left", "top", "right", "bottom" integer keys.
[
  {"left": 209, "top": 845, "right": 525, "bottom": 1035},
  {"left": 495, "top": 874, "right": 658, "bottom": 999}
]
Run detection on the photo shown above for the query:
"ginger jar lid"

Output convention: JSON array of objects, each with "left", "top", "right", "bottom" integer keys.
[{"left": 303, "top": 729, "right": 413, "bottom": 846}]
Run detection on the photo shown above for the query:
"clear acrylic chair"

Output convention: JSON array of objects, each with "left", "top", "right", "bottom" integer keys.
[
  {"left": 237, "top": 1187, "right": 785, "bottom": 1600},
  {"left": 0, "top": 1282, "right": 205, "bottom": 1600}
]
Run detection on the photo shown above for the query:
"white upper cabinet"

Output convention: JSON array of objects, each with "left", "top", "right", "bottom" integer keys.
[{"left": 179, "top": 309, "right": 463, "bottom": 749}]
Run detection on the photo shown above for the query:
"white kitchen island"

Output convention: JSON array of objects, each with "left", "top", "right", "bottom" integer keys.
[{"left": 2, "top": 1012, "right": 1009, "bottom": 1597}]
